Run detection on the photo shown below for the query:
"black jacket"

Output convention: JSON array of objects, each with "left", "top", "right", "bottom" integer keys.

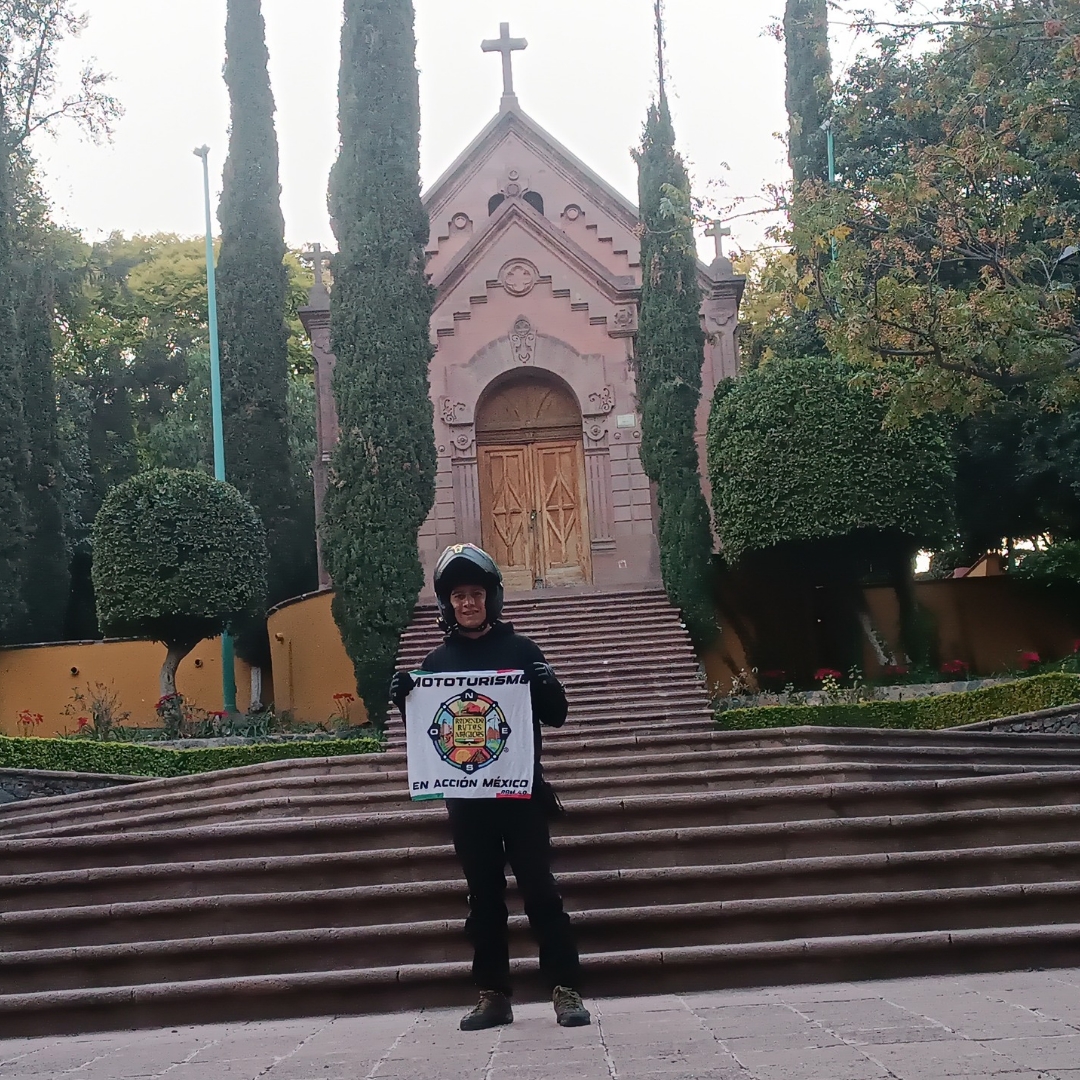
[{"left": 419, "top": 621, "right": 568, "bottom": 771}]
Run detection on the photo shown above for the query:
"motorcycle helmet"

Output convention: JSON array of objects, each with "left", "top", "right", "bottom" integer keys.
[{"left": 433, "top": 543, "right": 505, "bottom": 629}]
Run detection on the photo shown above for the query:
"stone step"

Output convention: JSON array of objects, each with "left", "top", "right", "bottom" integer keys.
[
  {"left": 7, "top": 838, "right": 1080, "bottom": 915},
  {"left": 7, "top": 762, "right": 1059, "bottom": 841},
  {"left": 4, "top": 922, "right": 1080, "bottom": 1038},
  {"left": 6, "top": 880, "right": 1080, "bottom": 995},
  {"left": 4, "top": 775, "right": 1080, "bottom": 876}
]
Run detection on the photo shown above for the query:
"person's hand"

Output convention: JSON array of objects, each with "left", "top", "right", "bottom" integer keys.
[
  {"left": 528, "top": 661, "right": 557, "bottom": 687},
  {"left": 389, "top": 670, "right": 416, "bottom": 709}
]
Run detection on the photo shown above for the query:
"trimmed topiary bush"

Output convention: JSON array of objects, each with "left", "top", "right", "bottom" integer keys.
[
  {"left": 708, "top": 357, "right": 955, "bottom": 564},
  {"left": 91, "top": 468, "right": 267, "bottom": 700},
  {"left": 0, "top": 736, "right": 383, "bottom": 778},
  {"left": 716, "top": 672, "right": 1080, "bottom": 730}
]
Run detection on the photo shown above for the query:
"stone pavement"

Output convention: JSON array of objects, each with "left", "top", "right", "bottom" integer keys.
[{"left": 4, "top": 969, "right": 1080, "bottom": 1079}]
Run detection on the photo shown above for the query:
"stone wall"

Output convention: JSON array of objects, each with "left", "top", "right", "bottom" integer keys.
[
  {"left": 0, "top": 768, "right": 140, "bottom": 805},
  {"left": 958, "top": 704, "right": 1080, "bottom": 735}
]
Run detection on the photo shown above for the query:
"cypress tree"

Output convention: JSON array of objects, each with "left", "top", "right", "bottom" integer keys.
[
  {"left": 632, "top": 6, "right": 717, "bottom": 648},
  {"left": 14, "top": 259, "right": 69, "bottom": 642},
  {"left": 784, "top": 0, "right": 833, "bottom": 186},
  {"left": 324, "top": 0, "right": 436, "bottom": 727},
  {"left": 217, "top": 0, "right": 313, "bottom": 663},
  {"left": 0, "top": 117, "right": 29, "bottom": 643}
]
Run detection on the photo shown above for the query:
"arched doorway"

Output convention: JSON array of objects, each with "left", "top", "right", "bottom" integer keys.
[{"left": 476, "top": 372, "right": 592, "bottom": 591}]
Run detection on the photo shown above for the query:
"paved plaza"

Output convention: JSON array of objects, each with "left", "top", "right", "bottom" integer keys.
[{"left": 4, "top": 969, "right": 1080, "bottom": 1079}]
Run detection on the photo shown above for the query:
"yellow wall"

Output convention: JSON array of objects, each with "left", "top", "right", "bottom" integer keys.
[
  {"left": 267, "top": 591, "right": 369, "bottom": 726},
  {"left": 0, "top": 640, "right": 252, "bottom": 738}
]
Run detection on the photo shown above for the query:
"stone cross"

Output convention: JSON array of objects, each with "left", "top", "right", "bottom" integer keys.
[
  {"left": 308, "top": 244, "right": 332, "bottom": 290},
  {"left": 705, "top": 220, "right": 732, "bottom": 261},
  {"left": 482, "top": 23, "right": 528, "bottom": 100}
]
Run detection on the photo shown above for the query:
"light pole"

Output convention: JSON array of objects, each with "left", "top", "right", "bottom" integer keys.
[{"left": 194, "top": 145, "right": 238, "bottom": 714}]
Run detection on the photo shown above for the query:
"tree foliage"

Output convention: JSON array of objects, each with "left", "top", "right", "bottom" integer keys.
[
  {"left": 91, "top": 469, "right": 267, "bottom": 697},
  {"left": 707, "top": 356, "right": 956, "bottom": 563},
  {"left": 216, "top": 0, "right": 313, "bottom": 642},
  {"left": 787, "top": 1, "right": 1080, "bottom": 419},
  {"left": 784, "top": 0, "right": 833, "bottom": 186},
  {"left": 324, "top": 0, "right": 436, "bottom": 727},
  {"left": 633, "top": 85, "right": 717, "bottom": 647}
]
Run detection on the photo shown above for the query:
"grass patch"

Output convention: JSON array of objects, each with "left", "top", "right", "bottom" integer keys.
[
  {"left": 0, "top": 736, "right": 385, "bottom": 778},
  {"left": 716, "top": 672, "right": 1080, "bottom": 731}
]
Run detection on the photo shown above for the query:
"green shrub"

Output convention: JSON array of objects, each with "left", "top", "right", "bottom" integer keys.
[
  {"left": 716, "top": 672, "right": 1080, "bottom": 731},
  {"left": 0, "top": 736, "right": 383, "bottom": 778}
]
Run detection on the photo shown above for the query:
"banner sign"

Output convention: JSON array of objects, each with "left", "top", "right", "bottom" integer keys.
[{"left": 405, "top": 670, "right": 534, "bottom": 801}]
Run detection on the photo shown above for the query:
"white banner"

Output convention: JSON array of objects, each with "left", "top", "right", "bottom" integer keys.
[{"left": 405, "top": 670, "right": 534, "bottom": 801}]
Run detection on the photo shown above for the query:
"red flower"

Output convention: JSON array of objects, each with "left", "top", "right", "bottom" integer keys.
[
  {"left": 77, "top": 717, "right": 90, "bottom": 730},
  {"left": 940, "top": 659, "right": 969, "bottom": 676},
  {"left": 209, "top": 710, "right": 227, "bottom": 720},
  {"left": 333, "top": 692, "right": 355, "bottom": 703},
  {"left": 1019, "top": 651, "right": 1041, "bottom": 669},
  {"left": 1072, "top": 639, "right": 1080, "bottom": 655},
  {"left": 883, "top": 664, "right": 910, "bottom": 677},
  {"left": 761, "top": 669, "right": 786, "bottom": 680},
  {"left": 814, "top": 668, "right": 843, "bottom": 682}
]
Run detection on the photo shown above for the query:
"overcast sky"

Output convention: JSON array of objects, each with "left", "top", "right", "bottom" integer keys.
[{"left": 32, "top": 0, "right": 884, "bottom": 259}]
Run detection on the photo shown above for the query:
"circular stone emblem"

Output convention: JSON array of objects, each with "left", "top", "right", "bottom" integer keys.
[{"left": 428, "top": 689, "right": 512, "bottom": 774}]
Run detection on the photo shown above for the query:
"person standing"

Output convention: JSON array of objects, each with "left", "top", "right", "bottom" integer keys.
[{"left": 390, "top": 543, "right": 591, "bottom": 1031}]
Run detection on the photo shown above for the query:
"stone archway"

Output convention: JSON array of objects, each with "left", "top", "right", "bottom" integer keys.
[{"left": 476, "top": 371, "right": 592, "bottom": 590}]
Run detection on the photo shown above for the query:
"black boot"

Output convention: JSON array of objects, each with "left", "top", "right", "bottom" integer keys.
[
  {"left": 553, "top": 986, "right": 591, "bottom": 1027},
  {"left": 460, "top": 990, "right": 514, "bottom": 1031}
]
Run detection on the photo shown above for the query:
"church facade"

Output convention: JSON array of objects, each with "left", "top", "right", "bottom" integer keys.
[{"left": 302, "top": 35, "right": 744, "bottom": 598}]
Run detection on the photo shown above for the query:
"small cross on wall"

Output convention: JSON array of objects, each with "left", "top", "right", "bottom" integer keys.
[
  {"left": 482, "top": 22, "right": 528, "bottom": 103},
  {"left": 705, "top": 220, "right": 732, "bottom": 262}
]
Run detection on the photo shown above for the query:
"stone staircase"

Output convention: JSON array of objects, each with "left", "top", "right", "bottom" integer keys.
[{"left": 3, "top": 589, "right": 1080, "bottom": 1036}]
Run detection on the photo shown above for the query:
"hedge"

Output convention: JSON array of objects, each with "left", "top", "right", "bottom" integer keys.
[
  {"left": 716, "top": 673, "right": 1080, "bottom": 731},
  {"left": 0, "top": 736, "right": 384, "bottom": 778}
]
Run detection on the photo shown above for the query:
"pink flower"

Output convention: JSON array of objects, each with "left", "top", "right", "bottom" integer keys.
[
  {"left": 1019, "top": 651, "right": 1041, "bottom": 670},
  {"left": 814, "top": 668, "right": 843, "bottom": 682}
]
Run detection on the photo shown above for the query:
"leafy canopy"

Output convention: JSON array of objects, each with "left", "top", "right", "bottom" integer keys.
[
  {"left": 707, "top": 356, "right": 956, "bottom": 563},
  {"left": 92, "top": 468, "right": 267, "bottom": 648}
]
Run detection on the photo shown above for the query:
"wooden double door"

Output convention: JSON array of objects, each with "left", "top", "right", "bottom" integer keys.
[{"left": 478, "top": 439, "right": 592, "bottom": 591}]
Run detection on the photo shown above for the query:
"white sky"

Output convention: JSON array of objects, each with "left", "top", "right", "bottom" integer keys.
[{"left": 32, "top": 0, "right": 881, "bottom": 260}]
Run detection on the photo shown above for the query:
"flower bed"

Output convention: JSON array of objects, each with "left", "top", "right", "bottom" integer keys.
[
  {"left": 716, "top": 673, "right": 1080, "bottom": 731},
  {"left": 0, "top": 736, "right": 384, "bottom": 779}
]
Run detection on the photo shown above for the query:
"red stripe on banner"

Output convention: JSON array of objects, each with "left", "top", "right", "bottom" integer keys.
[{"left": 496, "top": 792, "right": 532, "bottom": 800}]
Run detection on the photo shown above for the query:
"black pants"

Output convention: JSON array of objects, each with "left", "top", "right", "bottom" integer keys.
[{"left": 446, "top": 797, "right": 581, "bottom": 997}]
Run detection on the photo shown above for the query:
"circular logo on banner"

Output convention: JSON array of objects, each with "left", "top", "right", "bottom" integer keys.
[{"left": 428, "top": 689, "right": 513, "bottom": 774}]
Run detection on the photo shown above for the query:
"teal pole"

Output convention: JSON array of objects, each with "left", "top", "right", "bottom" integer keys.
[
  {"left": 825, "top": 122, "right": 837, "bottom": 262},
  {"left": 194, "top": 145, "right": 237, "bottom": 714}
]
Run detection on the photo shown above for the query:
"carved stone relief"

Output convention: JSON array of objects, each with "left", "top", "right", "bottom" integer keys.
[
  {"left": 509, "top": 315, "right": 536, "bottom": 364},
  {"left": 451, "top": 426, "right": 476, "bottom": 457},
  {"left": 585, "top": 386, "right": 615, "bottom": 416},
  {"left": 499, "top": 258, "right": 540, "bottom": 297},
  {"left": 441, "top": 397, "right": 468, "bottom": 425}
]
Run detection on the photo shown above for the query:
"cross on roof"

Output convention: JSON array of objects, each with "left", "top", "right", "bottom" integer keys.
[
  {"left": 482, "top": 22, "right": 528, "bottom": 104},
  {"left": 705, "top": 220, "right": 732, "bottom": 261},
  {"left": 308, "top": 244, "right": 333, "bottom": 290}
]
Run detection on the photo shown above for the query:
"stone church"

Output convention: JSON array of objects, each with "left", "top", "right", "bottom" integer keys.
[{"left": 302, "top": 25, "right": 744, "bottom": 598}]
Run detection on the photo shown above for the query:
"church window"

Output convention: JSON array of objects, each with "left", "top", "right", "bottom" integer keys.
[
  {"left": 524, "top": 191, "right": 545, "bottom": 215},
  {"left": 488, "top": 193, "right": 506, "bottom": 215}
]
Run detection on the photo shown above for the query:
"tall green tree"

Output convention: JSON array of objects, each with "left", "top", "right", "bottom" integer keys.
[
  {"left": 0, "top": 117, "right": 29, "bottom": 642},
  {"left": 13, "top": 258, "right": 69, "bottom": 642},
  {"left": 632, "top": 5, "right": 717, "bottom": 647},
  {"left": 784, "top": 0, "right": 833, "bottom": 186},
  {"left": 216, "top": 0, "right": 314, "bottom": 657},
  {"left": 324, "top": 0, "right": 436, "bottom": 727}
]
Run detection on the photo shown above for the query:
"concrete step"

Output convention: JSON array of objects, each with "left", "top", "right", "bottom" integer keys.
[{"left": 4, "top": 922, "right": 1080, "bottom": 1038}]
